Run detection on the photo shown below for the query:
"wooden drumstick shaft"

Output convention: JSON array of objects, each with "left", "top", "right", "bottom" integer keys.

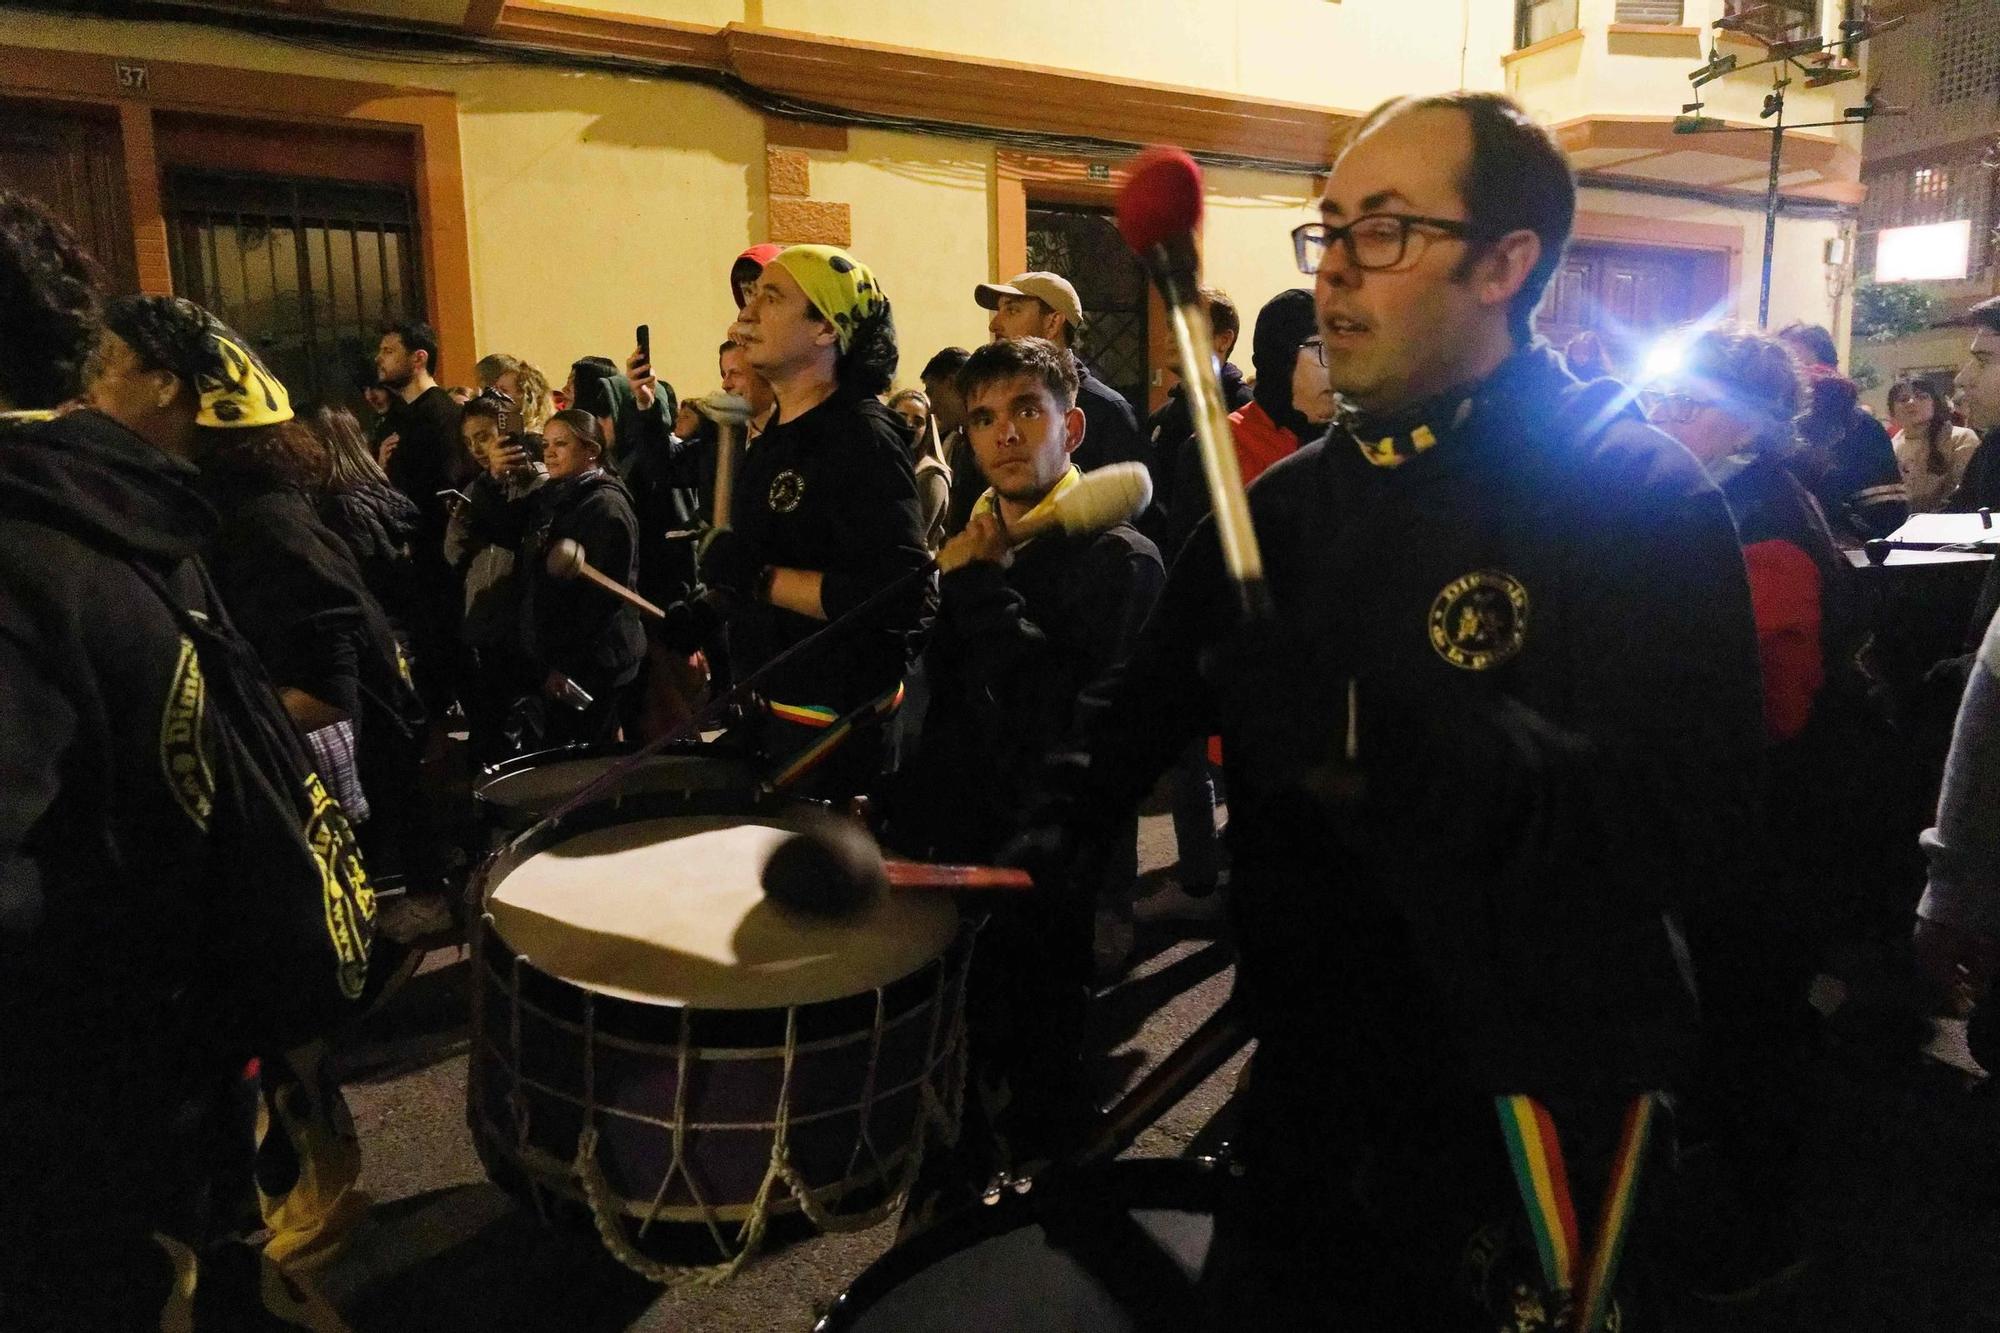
[
  {"left": 579, "top": 560, "right": 667, "bottom": 620},
  {"left": 882, "top": 860, "right": 1034, "bottom": 892},
  {"left": 547, "top": 538, "right": 668, "bottom": 619},
  {"left": 712, "top": 417, "right": 740, "bottom": 530}
]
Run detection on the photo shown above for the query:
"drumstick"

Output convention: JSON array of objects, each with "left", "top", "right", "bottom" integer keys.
[
  {"left": 545, "top": 538, "right": 668, "bottom": 619},
  {"left": 883, "top": 860, "right": 1033, "bottom": 892},
  {"left": 694, "top": 391, "right": 751, "bottom": 530}
]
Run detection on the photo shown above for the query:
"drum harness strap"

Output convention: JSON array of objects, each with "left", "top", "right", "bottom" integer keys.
[{"left": 1494, "top": 1092, "right": 1657, "bottom": 1333}]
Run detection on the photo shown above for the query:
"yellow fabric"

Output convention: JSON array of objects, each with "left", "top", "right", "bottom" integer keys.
[
  {"left": 971, "top": 463, "right": 1081, "bottom": 534},
  {"left": 257, "top": 1042, "right": 371, "bottom": 1273},
  {"left": 767, "top": 244, "right": 887, "bottom": 353},
  {"left": 195, "top": 329, "right": 292, "bottom": 428}
]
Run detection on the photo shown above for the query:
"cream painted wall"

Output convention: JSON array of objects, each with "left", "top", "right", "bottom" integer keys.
[
  {"left": 1200, "top": 167, "right": 1322, "bottom": 379},
  {"left": 0, "top": 9, "right": 764, "bottom": 400},
  {"left": 801, "top": 129, "right": 995, "bottom": 393},
  {"left": 607, "top": 0, "right": 1512, "bottom": 106}
]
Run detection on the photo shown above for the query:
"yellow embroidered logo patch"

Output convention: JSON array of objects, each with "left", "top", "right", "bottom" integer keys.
[
  {"left": 303, "top": 771, "right": 375, "bottom": 1000},
  {"left": 1428, "top": 570, "right": 1529, "bottom": 671},
  {"left": 159, "top": 635, "right": 215, "bottom": 831},
  {"left": 768, "top": 469, "right": 806, "bottom": 513}
]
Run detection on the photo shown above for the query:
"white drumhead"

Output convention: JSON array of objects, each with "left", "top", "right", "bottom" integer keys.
[{"left": 486, "top": 814, "right": 959, "bottom": 1010}]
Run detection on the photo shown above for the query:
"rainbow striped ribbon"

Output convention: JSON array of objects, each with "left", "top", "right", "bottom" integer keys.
[
  {"left": 768, "top": 682, "right": 906, "bottom": 791},
  {"left": 1495, "top": 1092, "right": 1657, "bottom": 1333}
]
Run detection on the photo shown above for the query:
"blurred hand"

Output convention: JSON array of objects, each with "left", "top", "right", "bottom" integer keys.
[
  {"left": 936, "top": 512, "right": 1012, "bottom": 574},
  {"left": 626, "top": 346, "right": 656, "bottom": 412},
  {"left": 377, "top": 432, "right": 400, "bottom": 468},
  {"left": 487, "top": 440, "right": 530, "bottom": 479}
]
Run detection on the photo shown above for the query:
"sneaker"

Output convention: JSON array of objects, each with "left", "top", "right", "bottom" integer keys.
[{"left": 1132, "top": 878, "right": 1228, "bottom": 924}]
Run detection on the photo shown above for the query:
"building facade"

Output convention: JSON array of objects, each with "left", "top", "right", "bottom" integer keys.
[{"left": 0, "top": 0, "right": 1871, "bottom": 411}]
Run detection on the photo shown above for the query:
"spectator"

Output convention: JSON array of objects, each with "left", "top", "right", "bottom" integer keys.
[
  {"left": 921, "top": 345, "right": 984, "bottom": 537},
  {"left": 353, "top": 362, "right": 394, "bottom": 444},
  {"left": 312, "top": 403, "right": 422, "bottom": 646},
  {"left": 1888, "top": 377, "right": 1980, "bottom": 514},
  {"left": 1944, "top": 296, "right": 2000, "bottom": 512},
  {"left": 730, "top": 241, "right": 784, "bottom": 309},
  {"left": 887, "top": 387, "right": 930, "bottom": 448},
  {"left": 1777, "top": 321, "right": 1909, "bottom": 542},
  {"left": 448, "top": 392, "right": 547, "bottom": 762},
  {"left": 975, "top": 271, "right": 1152, "bottom": 495},
  {"left": 1916, "top": 604, "right": 2000, "bottom": 1011},
  {"left": 474, "top": 351, "right": 554, "bottom": 435},
  {"left": 1146, "top": 286, "right": 1248, "bottom": 522},
  {"left": 375, "top": 319, "right": 468, "bottom": 709}
]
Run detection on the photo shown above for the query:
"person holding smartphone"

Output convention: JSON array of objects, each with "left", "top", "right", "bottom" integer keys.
[{"left": 449, "top": 389, "right": 548, "bottom": 761}]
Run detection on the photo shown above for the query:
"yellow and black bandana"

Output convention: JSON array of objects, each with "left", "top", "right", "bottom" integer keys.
[
  {"left": 1343, "top": 392, "right": 1476, "bottom": 469},
  {"left": 106, "top": 295, "right": 293, "bottom": 429},
  {"left": 768, "top": 244, "right": 888, "bottom": 353}
]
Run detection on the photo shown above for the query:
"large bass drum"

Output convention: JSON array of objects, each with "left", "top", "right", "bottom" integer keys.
[
  {"left": 471, "top": 740, "right": 760, "bottom": 847},
  {"left": 468, "top": 788, "right": 970, "bottom": 1284}
]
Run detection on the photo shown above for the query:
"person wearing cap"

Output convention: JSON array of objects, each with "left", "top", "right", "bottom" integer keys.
[
  {"left": 0, "top": 244, "right": 360, "bottom": 1326},
  {"left": 975, "top": 271, "right": 1152, "bottom": 497},
  {"left": 686, "top": 243, "right": 933, "bottom": 797}
]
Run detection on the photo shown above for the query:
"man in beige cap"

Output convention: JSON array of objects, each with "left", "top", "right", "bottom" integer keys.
[{"left": 975, "top": 271, "right": 1152, "bottom": 501}]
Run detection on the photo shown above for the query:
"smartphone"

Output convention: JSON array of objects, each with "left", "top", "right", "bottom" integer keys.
[
  {"left": 635, "top": 323, "right": 651, "bottom": 374},
  {"left": 436, "top": 488, "right": 469, "bottom": 505}
]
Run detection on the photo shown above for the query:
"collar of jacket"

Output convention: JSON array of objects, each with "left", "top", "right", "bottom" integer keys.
[
  {"left": 973, "top": 463, "right": 1082, "bottom": 536},
  {"left": 1331, "top": 343, "right": 1576, "bottom": 477}
]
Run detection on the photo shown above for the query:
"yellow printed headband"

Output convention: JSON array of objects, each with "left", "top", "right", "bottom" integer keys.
[
  {"left": 196, "top": 329, "right": 292, "bottom": 429},
  {"left": 768, "top": 245, "right": 888, "bottom": 353},
  {"left": 105, "top": 295, "right": 293, "bottom": 429}
]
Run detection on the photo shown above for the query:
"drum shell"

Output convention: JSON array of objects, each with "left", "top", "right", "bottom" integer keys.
[
  {"left": 468, "top": 789, "right": 969, "bottom": 1260},
  {"left": 471, "top": 741, "right": 761, "bottom": 845}
]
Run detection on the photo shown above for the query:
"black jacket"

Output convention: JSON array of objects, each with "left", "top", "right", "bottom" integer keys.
[
  {"left": 728, "top": 390, "right": 935, "bottom": 714},
  {"left": 1075, "top": 367, "right": 1149, "bottom": 476},
  {"left": 472, "top": 467, "right": 646, "bottom": 696},
  {"left": 384, "top": 384, "right": 469, "bottom": 542},
  {"left": 320, "top": 478, "right": 421, "bottom": 640},
  {"left": 1788, "top": 374, "right": 1908, "bottom": 542},
  {"left": 1146, "top": 360, "right": 1250, "bottom": 519},
  {"left": 887, "top": 519, "right": 1163, "bottom": 861},
  {"left": 0, "top": 410, "right": 368, "bottom": 1255},
  {"left": 1048, "top": 346, "right": 1765, "bottom": 1099}
]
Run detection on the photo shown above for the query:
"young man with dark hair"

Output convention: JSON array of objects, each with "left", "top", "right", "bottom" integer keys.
[
  {"left": 974, "top": 270, "right": 1152, "bottom": 494},
  {"left": 1776, "top": 320, "right": 1908, "bottom": 541},
  {"left": 1, "top": 233, "right": 361, "bottom": 1326},
  {"left": 1944, "top": 296, "right": 2000, "bottom": 512},
  {"left": 376, "top": 318, "right": 466, "bottom": 709},
  {"left": 889, "top": 335, "right": 1163, "bottom": 1208},
  {"left": 1021, "top": 92, "right": 1765, "bottom": 1324},
  {"left": 685, "top": 244, "right": 933, "bottom": 796}
]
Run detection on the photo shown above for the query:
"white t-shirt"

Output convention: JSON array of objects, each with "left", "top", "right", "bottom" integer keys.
[{"left": 1893, "top": 424, "right": 1983, "bottom": 512}]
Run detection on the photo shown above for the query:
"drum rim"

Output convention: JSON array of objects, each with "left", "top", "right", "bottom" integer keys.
[
  {"left": 815, "top": 1157, "right": 1225, "bottom": 1331},
  {"left": 473, "top": 739, "right": 758, "bottom": 814}
]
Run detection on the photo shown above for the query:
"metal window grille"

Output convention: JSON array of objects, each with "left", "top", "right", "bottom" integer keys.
[
  {"left": 1614, "top": 0, "right": 1684, "bottom": 23},
  {"left": 1025, "top": 204, "right": 1149, "bottom": 414},
  {"left": 165, "top": 169, "right": 425, "bottom": 411},
  {"left": 1517, "top": 0, "right": 1580, "bottom": 48},
  {"left": 1935, "top": 0, "right": 2000, "bottom": 107},
  {"left": 1721, "top": 0, "right": 1820, "bottom": 42}
]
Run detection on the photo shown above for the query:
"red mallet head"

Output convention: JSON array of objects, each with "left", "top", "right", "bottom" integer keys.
[{"left": 1116, "top": 145, "right": 1205, "bottom": 255}]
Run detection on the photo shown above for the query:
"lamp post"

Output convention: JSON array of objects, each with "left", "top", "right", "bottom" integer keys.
[{"left": 1674, "top": 4, "right": 1905, "bottom": 327}]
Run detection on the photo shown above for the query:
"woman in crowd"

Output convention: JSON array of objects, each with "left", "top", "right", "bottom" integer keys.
[
  {"left": 449, "top": 391, "right": 548, "bottom": 761},
  {"left": 463, "top": 407, "right": 643, "bottom": 748},
  {"left": 887, "top": 387, "right": 930, "bottom": 443},
  {"left": 1889, "top": 376, "right": 1981, "bottom": 514},
  {"left": 313, "top": 403, "right": 421, "bottom": 645},
  {"left": 474, "top": 351, "right": 554, "bottom": 436}
]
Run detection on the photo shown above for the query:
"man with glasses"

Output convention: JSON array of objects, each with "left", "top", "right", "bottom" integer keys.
[{"left": 1023, "top": 93, "right": 1764, "bottom": 1324}]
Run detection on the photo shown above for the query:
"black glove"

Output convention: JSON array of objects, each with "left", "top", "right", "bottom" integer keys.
[
  {"left": 699, "top": 527, "right": 763, "bottom": 599},
  {"left": 655, "top": 591, "right": 729, "bottom": 656}
]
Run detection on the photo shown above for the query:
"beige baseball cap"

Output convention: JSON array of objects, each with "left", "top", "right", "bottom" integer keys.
[{"left": 974, "top": 271, "right": 1084, "bottom": 326}]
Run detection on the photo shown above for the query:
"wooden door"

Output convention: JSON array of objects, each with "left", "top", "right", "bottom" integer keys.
[
  {"left": 0, "top": 100, "right": 137, "bottom": 293},
  {"left": 1536, "top": 241, "right": 1731, "bottom": 374}
]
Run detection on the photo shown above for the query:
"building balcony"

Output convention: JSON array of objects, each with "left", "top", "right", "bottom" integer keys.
[{"left": 1504, "top": 0, "right": 1867, "bottom": 204}]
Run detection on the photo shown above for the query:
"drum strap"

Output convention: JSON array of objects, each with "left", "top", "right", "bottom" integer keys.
[
  {"left": 768, "top": 682, "right": 906, "bottom": 791},
  {"left": 1494, "top": 1092, "right": 1656, "bottom": 1333}
]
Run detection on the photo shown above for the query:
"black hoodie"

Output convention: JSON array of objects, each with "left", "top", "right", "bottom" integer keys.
[{"left": 0, "top": 409, "right": 366, "bottom": 1273}]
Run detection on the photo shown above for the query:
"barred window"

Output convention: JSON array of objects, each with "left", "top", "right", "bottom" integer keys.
[{"left": 1936, "top": 0, "right": 2000, "bottom": 106}]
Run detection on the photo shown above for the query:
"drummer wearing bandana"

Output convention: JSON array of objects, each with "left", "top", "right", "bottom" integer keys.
[
  {"left": 884, "top": 338, "right": 1163, "bottom": 1209},
  {"left": 684, "top": 245, "right": 933, "bottom": 797},
  {"left": 1018, "top": 94, "right": 1766, "bottom": 1326}
]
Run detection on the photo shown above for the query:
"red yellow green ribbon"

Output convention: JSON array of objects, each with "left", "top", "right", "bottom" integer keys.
[
  {"left": 1496, "top": 1092, "right": 1656, "bottom": 1332},
  {"left": 768, "top": 683, "right": 905, "bottom": 791}
]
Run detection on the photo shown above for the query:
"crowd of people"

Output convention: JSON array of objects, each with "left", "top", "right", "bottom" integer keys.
[{"left": 6, "top": 83, "right": 2000, "bottom": 1330}]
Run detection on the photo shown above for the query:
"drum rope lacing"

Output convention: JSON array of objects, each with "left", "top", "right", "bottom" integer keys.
[{"left": 569, "top": 964, "right": 969, "bottom": 1287}]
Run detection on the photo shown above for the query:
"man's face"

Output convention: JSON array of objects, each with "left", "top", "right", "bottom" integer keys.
[
  {"left": 988, "top": 295, "right": 1064, "bottom": 344},
  {"left": 1314, "top": 106, "right": 1490, "bottom": 414},
  {"left": 923, "top": 375, "right": 967, "bottom": 436},
  {"left": 719, "top": 345, "right": 774, "bottom": 415},
  {"left": 376, "top": 333, "right": 417, "bottom": 390},
  {"left": 965, "top": 372, "right": 1084, "bottom": 505},
  {"left": 85, "top": 331, "right": 186, "bottom": 446},
  {"left": 1291, "top": 339, "right": 1336, "bottom": 425},
  {"left": 735, "top": 263, "right": 835, "bottom": 380},
  {"left": 1955, "top": 328, "right": 2000, "bottom": 432}
]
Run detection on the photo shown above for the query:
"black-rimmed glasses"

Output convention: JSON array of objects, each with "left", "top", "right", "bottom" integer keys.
[
  {"left": 1301, "top": 337, "right": 1326, "bottom": 368},
  {"left": 1292, "top": 214, "right": 1473, "bottom": 275}
]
